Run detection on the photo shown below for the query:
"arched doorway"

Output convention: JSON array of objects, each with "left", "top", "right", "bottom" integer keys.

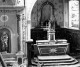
[{"left": 0, "top": 28, "right": 11, "bottom": 53}]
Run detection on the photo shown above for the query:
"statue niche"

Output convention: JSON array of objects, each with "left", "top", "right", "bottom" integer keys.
[
  {"left": 40, "top": 1, "right": 54, "bottom": 28},
  {"left": 0, "top": 28, "right": 11, "bottom": 53}
]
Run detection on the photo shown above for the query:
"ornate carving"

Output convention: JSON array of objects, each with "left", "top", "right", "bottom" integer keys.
[
  {"left": 0, "top": 15, "right": 9, "bottom": 22},
  {"left": 0, "top": 9, "right": 23, "bottom": 13},
  {"left": 1, "top": 31, "right": 8, "bottom": 51},
  {"left": 22, "top": 14, "right": 26, "bottom": 41},
  {"left": 49, "top": 48, "right": 57, "bottom": 53},
  {"left": 16, "top": 14, "right": 21, "bottom": 21}
]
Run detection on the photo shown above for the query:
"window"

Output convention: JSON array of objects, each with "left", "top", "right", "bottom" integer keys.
[{"left": 69, "top": 0, "right": 79, "bottom": 30}]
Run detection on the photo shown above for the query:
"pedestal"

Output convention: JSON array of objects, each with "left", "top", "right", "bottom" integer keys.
[
  {"left": 26, "top": 40, "right": 33, "bottom": 66},
  {"left": 16, "top": 51, "right": 24, "bottom": 65}
]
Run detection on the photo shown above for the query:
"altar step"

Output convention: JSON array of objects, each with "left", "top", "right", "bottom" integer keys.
[
  {"left": 2, "top": 53, "right": 17, "bottom": 61},
  {"left": 31, "top": 55, "right": 80, "bottom": 67},
  {"left": 1, "top": 53, "right": 17, "bottom": 67}
]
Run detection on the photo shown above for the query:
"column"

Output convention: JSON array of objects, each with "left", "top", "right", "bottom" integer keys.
[{"left": 25, "top": 0, "right": 37, "bottom": 41}]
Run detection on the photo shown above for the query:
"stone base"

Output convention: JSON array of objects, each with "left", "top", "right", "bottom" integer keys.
[{"left": 31, "top": 55, "right": 80, "bottom": 67}]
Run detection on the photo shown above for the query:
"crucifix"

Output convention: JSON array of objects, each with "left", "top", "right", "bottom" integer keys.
[{"left": 48, "top": 16, "right": 56, "bottom": 42}]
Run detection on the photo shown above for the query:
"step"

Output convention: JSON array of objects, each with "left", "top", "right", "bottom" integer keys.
[
  {"left": 43, "top": 60, "right": 78, "bottom": 65},
  {"left": 34, "top": 58, "right": 78, "bottom": 65},
  {"left": 2, "top": 53, "right": 16, "bottom": 58},
  {"left": 32, "top": 55, "right": 80, "bottom": 67},
  {"left": 3, "top": 57, "right": 15, "bottom": 61},
  {"left": 38, "top": 55, "right": 72, "bottom": 60},
  {"left": 1, "top": 53, "right": 17, "bottom": 66},
  {"left": 36, "top": 58, "right": 75, "bottom": 63}
]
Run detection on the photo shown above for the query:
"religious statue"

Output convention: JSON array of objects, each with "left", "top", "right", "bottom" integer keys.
[
  {"left": 48, "top": 15, "right": 56, "bottom": 41},
  {"left": 1, "top": 32, "right": 8, "bottom": 52},
  {"left": 48, "top": 15, "right": 56, "bottom": 31}
]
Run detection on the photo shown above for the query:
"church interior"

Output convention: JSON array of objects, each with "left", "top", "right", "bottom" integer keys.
[{"left": 0, "top": 0, "right": 80, "bottom": 67}]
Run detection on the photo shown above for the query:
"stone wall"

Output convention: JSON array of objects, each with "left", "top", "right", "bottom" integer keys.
[
  {"left": 0, "top": 12, "right": 18, "bottom": 53},
  {"left": 31, "top": 0, "right": 64, "bottom": 28}
]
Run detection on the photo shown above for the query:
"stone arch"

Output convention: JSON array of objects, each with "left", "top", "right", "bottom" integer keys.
[
  {"left": 31, "top": 0, "right": 55, "bottom": 28},
  {"left": 31, "top": 0, "right": 41, "bottom": 28},
  {"left": 31, "top": 0, "right": 64, "bottom": 28},
  {"left": 26, "top": 0, "right": 37, "bottom": 21},
  {"left": 40, "top": 1, "right": 55, "bottom": 27},
  {"left": 0, "top": 26, "right": 13, "bottom": 33}
]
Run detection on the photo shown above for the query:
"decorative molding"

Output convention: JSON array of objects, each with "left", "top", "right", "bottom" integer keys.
[
  {"left": 0, "top": 25, "right": 13, "bottom": 33},
  {"left": 0, "top": 7, "right": 25, "bottom": 13},
  {"left": 0, "top": 15, "right": 9, "bottom": 22},
  {"left": 49, "top": 48, "right": 57, "bottom": 53},
  {"left": 0, "top": 0, "right": 24, "bottom": 6},
  {"left": 1, "top": 10, "right": 24, "bottom": 13},
  {"left": 22, "top": 14, "right": 27, "bottom": 41},
  {"left": 16, "top": 14, "right": 21, "bottom": 22}
]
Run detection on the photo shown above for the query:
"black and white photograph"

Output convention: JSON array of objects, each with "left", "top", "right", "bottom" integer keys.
[{"left": 0, "top": 0, "right": 80, "bottom": 67}]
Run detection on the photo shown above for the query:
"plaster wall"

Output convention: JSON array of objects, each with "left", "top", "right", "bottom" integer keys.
[
  {"left": 0, "top": 12, "right": 18, "bottom": 53},
  {"left": 31, "top": 0, "right": 64, "bottom": 28}
]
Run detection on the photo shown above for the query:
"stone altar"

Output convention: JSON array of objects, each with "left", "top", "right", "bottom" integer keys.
[{"left": 31, "top": 20, "right": 80, "bottom": 67}]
